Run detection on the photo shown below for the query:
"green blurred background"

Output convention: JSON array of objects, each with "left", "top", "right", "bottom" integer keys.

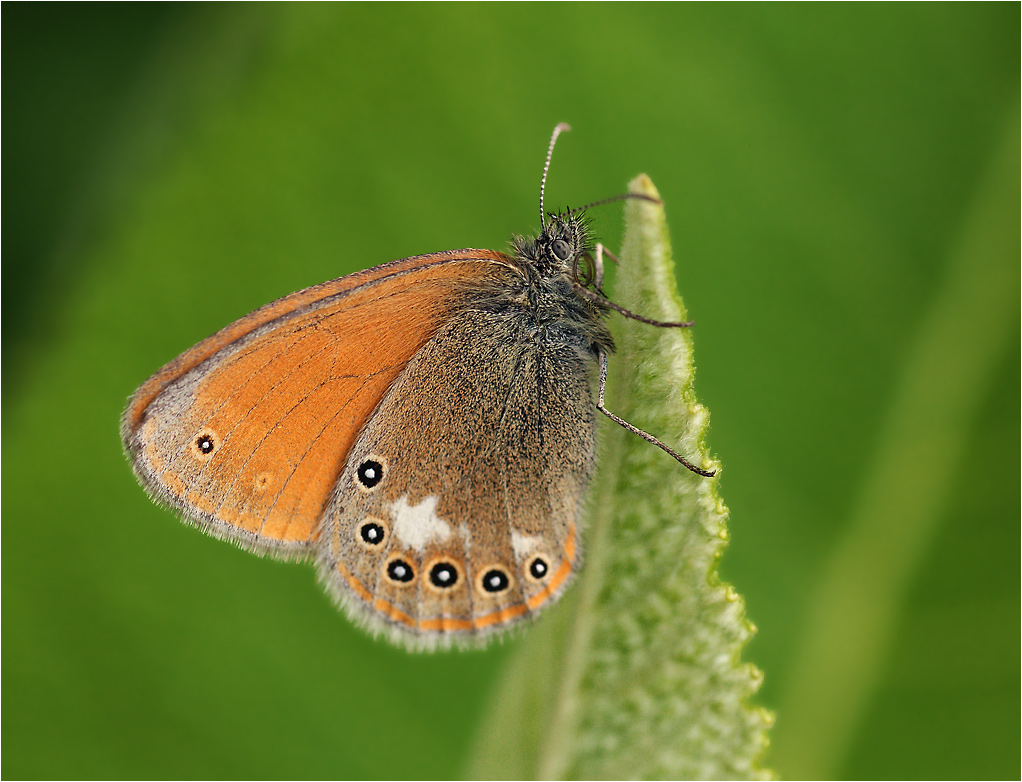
[{"left": 3, "top": 4, "right": 1018, "bottom": 779}]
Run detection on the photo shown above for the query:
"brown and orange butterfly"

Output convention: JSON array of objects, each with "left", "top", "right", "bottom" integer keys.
[{"left": 121, "top": 125, "right": 713, "bottom": 650}]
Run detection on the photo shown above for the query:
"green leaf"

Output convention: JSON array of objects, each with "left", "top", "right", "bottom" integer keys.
[{"left": 467, "top": 175, "right": 772, "bottom": 780}]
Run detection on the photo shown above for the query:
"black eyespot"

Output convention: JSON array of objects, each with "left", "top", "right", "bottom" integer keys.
[
  {"left": 386, "top": 558, "right": 414, "bottom": 583},
  {"left": 551, "top": 238, "right": 571, "bottom": 261},
  {"left": 359, "top": 522, "right": 385, "bottom": 546},
  {"left": 192, "top": 432, "right": 217, "bottom": 459},
  {"left": 481, "top": 568, "right": 510, "bottom": 594},
  {"left": 429, "top": 562, "right": 459, "bottom": 589},
  {"left": 357, "top": 459, "right": 383, "bottom": 489},
  {"left": 529, "top": 558, "right": 549, "bottom": 580}
]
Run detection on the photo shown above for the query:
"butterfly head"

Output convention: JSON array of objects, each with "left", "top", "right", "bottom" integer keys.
[{"left": 511, "top": 210, "right": 598, "bottom": 287}]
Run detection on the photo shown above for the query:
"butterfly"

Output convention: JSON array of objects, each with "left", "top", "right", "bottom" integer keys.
[{"left": 121, "top": 124, "right": 713, "bottom": 650}]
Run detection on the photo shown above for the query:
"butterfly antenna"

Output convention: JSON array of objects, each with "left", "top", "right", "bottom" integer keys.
[
  {"left": 540, "top": 123, "right": 572, "bottom": 230},
  {"left": 567, "top": 192, "right": 661, "bottom": 217}
]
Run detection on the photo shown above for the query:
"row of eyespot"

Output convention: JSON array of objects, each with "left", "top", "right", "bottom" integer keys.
[
  {"left": 353, "top": 458, "right": 553, "bottom": 593},
  {"left": 358, "top": 520, "right": 551, "bottom": 595}
]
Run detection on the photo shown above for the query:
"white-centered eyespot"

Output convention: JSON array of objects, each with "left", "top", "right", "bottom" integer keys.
[
  {"left": 424, "top": 557, "right": 464, "bottom": 593},
  {"left": 355, "top": 454, "right": 387, "bottom": 493},
  {"left": 524, "top": 553, "right": 553, "bottom": 583},
  {"left": 357, "top": 517, "right": 389, "bottom": 550},
  {"left": 190, "top": 429, "right": 219, "bottom": 461},
  {"left": 475, "top": 564, "right": 515, "bottom": 596},
  {"left": 384, "top": 553, "right": 416, "bottom": 586}
]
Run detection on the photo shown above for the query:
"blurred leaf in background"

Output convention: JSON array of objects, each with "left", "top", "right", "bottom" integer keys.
[{"left": 3, "top": 4, "right": 1018, "bottom": 779}]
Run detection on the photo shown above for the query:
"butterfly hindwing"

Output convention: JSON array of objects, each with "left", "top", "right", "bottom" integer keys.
[{"left": 317, "top": 297, "right": 598, "bottom": 645}]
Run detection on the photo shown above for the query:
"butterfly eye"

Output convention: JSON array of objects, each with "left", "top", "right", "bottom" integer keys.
[
  {"left": 357, "top": 518, "right": 388, "bottom": 549},
  {"left": 526, "top": 555, "right": 551, "bottom": 582},
  {"left": 356, "top": 456, "right": 385, "bottom": 491},
  {"left": 551, "top": 238, "right": 571, "bottom": 261},
  {"left": 476, "top": 565, "right": 514, "bottom": 596},
  {"left": 385, "top": 555, "right": 416, "bottom": 585},
  {"left": 426, "top": 559, "right": 462, "bottom": 592}
]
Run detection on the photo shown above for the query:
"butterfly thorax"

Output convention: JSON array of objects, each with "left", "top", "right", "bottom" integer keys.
[{"left": 505, "top": 212, "right": 613, "bottom": 356}]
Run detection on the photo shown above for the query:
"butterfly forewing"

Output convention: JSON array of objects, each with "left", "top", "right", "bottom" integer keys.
[{"left": 122, "top": 251, "right": 515, "bottom": 556}]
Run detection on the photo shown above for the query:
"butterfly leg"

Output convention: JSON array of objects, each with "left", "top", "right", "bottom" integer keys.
[
  {"left": 593, "top": 243, "right": 626, "bottom": 293},
  {"left": 595, "top": 242, "right": 627, "bottom": 282},
  {"left": 573, "top": 281, "right": 694, "bottom": 328},
  {"left": 594, "top": 243, "right": 607, "bottom": 289},
  {"left": 595, "top": 348, "right": 716, "bottom": 477}
]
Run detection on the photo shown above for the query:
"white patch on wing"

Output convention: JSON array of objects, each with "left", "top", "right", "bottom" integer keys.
[
  {"left": 511, "top": 530, "right": 541, "bottom": 558},
  {"left": 458, "top": 523, "right": 473, "bottom": 548},
  {"left": 389, "top": 495, "right": 451, "bottom": 553}
]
